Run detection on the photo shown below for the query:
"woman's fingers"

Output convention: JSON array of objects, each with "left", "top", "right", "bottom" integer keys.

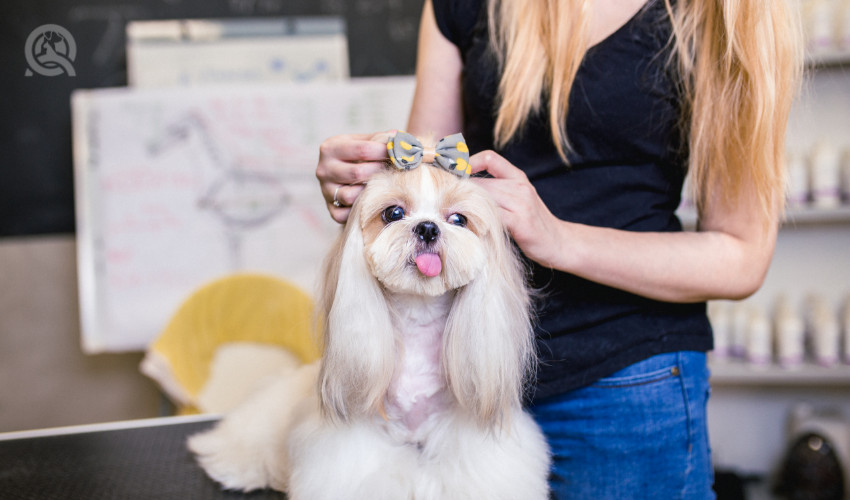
[
  {"left": 328, "top": 205, "right": 352, "bottom": 225},
  {"left": 324, "top": 183, "right": 366, "bottom": 209},
  {"left": 469, "top": 150, "right": 529, "bottom": 180},
  {"left": 316, "top": 131, "right": 395, "bottom": 223},
  {"left": 317, "top": 141, "right": 388, "bottom": 184}
]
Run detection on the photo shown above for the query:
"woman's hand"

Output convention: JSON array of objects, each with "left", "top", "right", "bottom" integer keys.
[
  {"left": 470, "top": 151, "right": 562, "bottom": 268},
  {"left": 316, "top": 131, "right": 395, "bottom": 223}
]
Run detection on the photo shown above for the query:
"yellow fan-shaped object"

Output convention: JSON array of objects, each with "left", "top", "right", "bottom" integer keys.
[{"left": 140, "top": 273, "right": 322, "bottom": 414}]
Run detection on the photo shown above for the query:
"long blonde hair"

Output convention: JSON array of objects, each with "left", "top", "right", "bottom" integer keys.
[{"left": 487, "top": 0, "right": 804, "bottom": 222}]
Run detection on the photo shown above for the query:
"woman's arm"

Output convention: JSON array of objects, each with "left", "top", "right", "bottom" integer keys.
[
  {"left": 406, "top": 0, "right": 464, "bottom": 138},
  {"left": 471, "top": 151, "right": 780, "bottom": 304}
]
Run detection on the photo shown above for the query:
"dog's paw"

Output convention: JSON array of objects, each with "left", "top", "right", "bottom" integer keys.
[{"left": 188, "top": 428, "right": 285, "bottom": 492}]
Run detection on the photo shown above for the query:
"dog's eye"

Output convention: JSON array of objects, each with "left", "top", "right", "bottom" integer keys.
[
  {"left": 381, "top": 206, "right": 405, "bottom": 223},
  {"left": 447, "top": 213, "right": 467, "bottom": 227}
]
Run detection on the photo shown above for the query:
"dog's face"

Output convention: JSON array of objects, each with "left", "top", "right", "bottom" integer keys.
[
  {"left": 352, "top": 165, "right": 498, "bottom": 297},
  {"left": 320, "top": 157, "right": 532, "bottom": 424}
]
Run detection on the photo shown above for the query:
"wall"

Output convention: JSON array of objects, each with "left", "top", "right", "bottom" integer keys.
[{"left": 0, "top": 235, "right": 163, "bottom": 432}]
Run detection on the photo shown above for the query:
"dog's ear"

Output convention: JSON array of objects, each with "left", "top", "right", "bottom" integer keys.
[
  {"left": 317, "top": 198, "right": 395, "bottom": 422},
  {"left": 443, "top": 220, "right": 534, "bottom": 427}
]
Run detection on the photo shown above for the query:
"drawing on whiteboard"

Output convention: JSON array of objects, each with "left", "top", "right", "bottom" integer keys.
[
  {"left": 148, "top": 111, "right": 291, "bottom": 270},
  {"left": 199, "top": 170, "right": 291, "bottom": 270}
]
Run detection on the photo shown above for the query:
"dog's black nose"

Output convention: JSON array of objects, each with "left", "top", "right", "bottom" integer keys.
[{"left": 414, "top": 221, "right": 440, "bottom": 243}]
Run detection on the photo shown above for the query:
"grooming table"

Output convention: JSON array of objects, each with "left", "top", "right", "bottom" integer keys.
[{"left": 0, "top": 415, "right": 286, "bottom": 499}]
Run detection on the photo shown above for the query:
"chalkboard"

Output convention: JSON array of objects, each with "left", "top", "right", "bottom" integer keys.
[{"left": 0, "top": 0, "right": 424, "bottom": 236}]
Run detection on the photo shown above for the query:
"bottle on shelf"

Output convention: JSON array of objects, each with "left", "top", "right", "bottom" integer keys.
[
  {"left": 809, "top": 142, "right": 842, "bottom": 209},
  {"left": 805, "top": 294, "right": 841, "bottom": 367},
  {"left": 708, "top": 301, "right": 732, "bottom": 362},
  {"left": 746, "top": 306, "right": 773, "bottom": 367},
  {"left": 840, "top": 0, "right": 850, "bottom": 51},
  {"left": 842, "top": 293, "right": 850, "bottom": 364},
  {"left": 840, "top": 148, "right": 850, "bottom": 204},
  {"left": 787, "top": 151, "right": 810, "bottom": 209},
  {"left": 775, "top": 295, "right": 806, "bottom": 369},
  {"left": 806, "top": 0, "right": 837, "bottom": 55}
]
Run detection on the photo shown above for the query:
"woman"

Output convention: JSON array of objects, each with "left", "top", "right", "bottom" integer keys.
[{"left": 316, "top": 0, "right": 802, "bottom": 497}]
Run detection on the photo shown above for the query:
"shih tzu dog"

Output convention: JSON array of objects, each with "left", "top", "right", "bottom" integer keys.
[{"left": 188, "top": 132, "right": 551, "bottom": 499}]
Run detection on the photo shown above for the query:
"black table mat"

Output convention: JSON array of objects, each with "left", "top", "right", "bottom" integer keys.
[{"left": 0, "top": 420, "right": 287, "bottom": 499}]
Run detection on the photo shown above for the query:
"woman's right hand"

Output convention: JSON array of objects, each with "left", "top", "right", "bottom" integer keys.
[{"left": 316, "top": 131, "right": 394, "bottom": 223}]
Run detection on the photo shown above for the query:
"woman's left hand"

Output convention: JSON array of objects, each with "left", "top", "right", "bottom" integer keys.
[{"left": 470, "top": 150, "right": 562, "bottom": 268}]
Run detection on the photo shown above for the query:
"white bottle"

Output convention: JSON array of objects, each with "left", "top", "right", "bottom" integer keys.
[
  {"left": 842, "top": 294, "right": 850, "bottom": 364},
  {"left": 812, "top": 314, "right": 840, "bottom": 367},
  {"left": 840, "top": 148, "right": 850, "bottom": 204},
  {"left": 708, "top": 301, "right": 731, "bottom": 362},
  {"left": 806, "top": 0, "right": 836, "bottom": 55},
  {"left": 809, "top": 142, "right": 841, "bottom": 209},
  {"left": 775, "top": 296, "right": 806, "bottom": 369},
  {"left": 839, "top": 0, "right": 850, "bottom": 51},
  {"left": 730, "top": 302, "right": 750, "bottom": 359},
  {"left": 806, "top": 295, "right": 840, "bottom": 367},
  {"left": 746, "top": 306, "right": 773, "bottom": 367},
  {"left": 786, "top": 151, "right": 810, "bottom": 208}
]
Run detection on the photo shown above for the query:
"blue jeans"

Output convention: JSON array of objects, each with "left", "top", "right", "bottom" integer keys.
[{"left": 530, "top": 351, "right": 714, "bottom": 500}]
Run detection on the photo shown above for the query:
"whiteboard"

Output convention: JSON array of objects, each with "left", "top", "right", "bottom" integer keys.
[{"left": 72, "top": 77, "right": 415, "bottom": 353}]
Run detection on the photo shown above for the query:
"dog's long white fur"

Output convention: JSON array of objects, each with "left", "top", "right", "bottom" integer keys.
[{"left": 189, "top": 165, "right": 551, "bottom": 499}]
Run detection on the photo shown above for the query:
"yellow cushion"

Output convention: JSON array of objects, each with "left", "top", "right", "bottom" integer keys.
[{"left": 142, "top": 273, "right": 321, "bottom": 413}]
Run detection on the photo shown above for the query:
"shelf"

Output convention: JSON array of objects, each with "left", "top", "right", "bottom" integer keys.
[
  {"left": 677, "top": 205, "right": 850, "bottom": 229},
  {"left": 807, "top": 49, "right": 850, "bottom": 68},
  {"left": 782, "top": 205, "right": 850, "bottom": 226},
  {"left": 710, "top": 359, "right": 850, "bottom": 386}
]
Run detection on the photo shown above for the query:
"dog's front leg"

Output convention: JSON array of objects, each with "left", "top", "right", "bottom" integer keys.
[
  {"left": 286, "top": 418, "right": 421, "bottom": 500},
  {"left": 188, "top": 362, "right": 320, "bottom": 492}
]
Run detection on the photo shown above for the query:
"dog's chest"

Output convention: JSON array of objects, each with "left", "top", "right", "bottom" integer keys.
[{"left": 385, "top": 295, "right": 452, "bottom": 439}]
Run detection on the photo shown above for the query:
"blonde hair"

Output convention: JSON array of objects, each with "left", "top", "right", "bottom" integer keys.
[{"left": 487, "top": 0, "right": 803, "bottom": 222}]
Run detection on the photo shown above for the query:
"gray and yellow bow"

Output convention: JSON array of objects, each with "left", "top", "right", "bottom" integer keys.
[{"left": 387, "top": 132, "right": 471, "bottom": 178}]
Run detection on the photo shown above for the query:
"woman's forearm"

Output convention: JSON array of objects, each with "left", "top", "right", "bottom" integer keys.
[
  {"left": 471, "top": 151, "right": 781, "bottom": 304},
  {"left": 548, "top": 220, "right": 776, "bottom": 303}
]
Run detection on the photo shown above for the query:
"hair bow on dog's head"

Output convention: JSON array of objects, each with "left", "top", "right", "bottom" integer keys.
[{"left": 387, "top": 132, "right": 471, "bottom": 178}]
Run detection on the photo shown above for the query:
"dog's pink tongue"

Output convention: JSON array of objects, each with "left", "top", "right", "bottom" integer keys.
[{"left": 415, "top": 253, "right": 442, "bottom": 277}]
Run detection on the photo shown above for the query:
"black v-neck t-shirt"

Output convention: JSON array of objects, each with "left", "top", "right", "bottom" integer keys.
[{"left": 433, "top": 0, "right": 713, "bottom": 401}]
